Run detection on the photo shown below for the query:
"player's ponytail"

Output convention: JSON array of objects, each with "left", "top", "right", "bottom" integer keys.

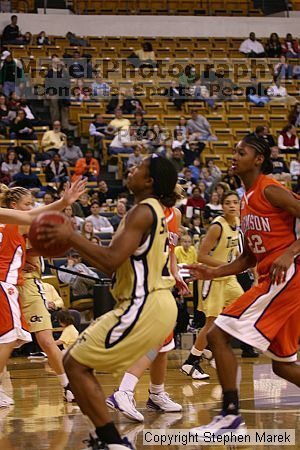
[
  {"left": 242, "top": 135, "right": 273, "bottom": 175},
  {"left": 0, "top": 186, "right": 30, "bottom": 208},
  {"left": 148, "top": 154, "right": 178, "bottom": 208}
]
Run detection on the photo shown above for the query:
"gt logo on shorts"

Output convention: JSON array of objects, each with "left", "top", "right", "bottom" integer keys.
[{"left": 30, "top": 315, "right": 43, "bottom": 323}]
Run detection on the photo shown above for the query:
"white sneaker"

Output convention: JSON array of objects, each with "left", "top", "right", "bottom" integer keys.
[
  {"left": 106, "top": 391, "right": 144, "bottom": 422},
  {"left": 63, "top": 384, "right": 75, "bottom": 403},
  {"left": 191, "top": 414, "right": 246, "bottom": 439},
  {"left": 0, "top": 387, "right": 14, "bottom": 407},
  {"left": 146, "top": 391, "right": 182, "bottom": 412},
  {"left": 181, "top": 362, "right": 210, "bottom": 380}
]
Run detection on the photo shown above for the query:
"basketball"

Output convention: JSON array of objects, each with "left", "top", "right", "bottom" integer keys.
[{"left": 28, "top": 212, "right": 72, "bottom": 257}]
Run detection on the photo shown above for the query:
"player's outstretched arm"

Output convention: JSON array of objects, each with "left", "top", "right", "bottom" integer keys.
[
  {"left": 186, "top": 239, "right": 256, "bottom": 281},
  {"left": 28, "top": 177, "right": 87, "bottom": 219},
  {"left": 36, "top": 204, "right": 154, "bottom": 277}
]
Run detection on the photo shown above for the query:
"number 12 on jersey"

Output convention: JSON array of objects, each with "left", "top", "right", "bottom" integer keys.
[{"left": 247, "top": 234, "right": 266, "bottom": 254}]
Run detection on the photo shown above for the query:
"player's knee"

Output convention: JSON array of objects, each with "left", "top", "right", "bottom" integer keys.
[
  {"left": 272, "top": 360, "right": 289, "bottom": 377},
  {"left": 63, "top": 353, "right": 87, "bottom": 377},
  {"left": 37, "top": 336, "right": 55, "bottom": 352},
  {"left": 207, "top": 325, "right": 218, "bottom": 347}
]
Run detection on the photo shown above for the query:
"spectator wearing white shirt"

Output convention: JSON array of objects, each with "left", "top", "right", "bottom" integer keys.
[
  {"left": 86, "top": 202, "right": 114, "bottom": 233},
  {"left": 278, "top": 124, "right": 299, "bottom": 153},
  {"left": 290, "top": 152, "right": 300, "bottom": 181},
  {"left": 267, "top": 77, "right": 298, "bottom": 106},
  {"left": 239, "top": 32, "right": 265, "bottom": 58},
  {"left": 91, "top": 74, "right": 110, "bottom": 98}
]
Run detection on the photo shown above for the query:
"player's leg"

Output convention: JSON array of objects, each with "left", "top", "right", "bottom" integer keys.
[
  {"left": 0, "top": 342, "right": 17, "bottom": 406},
  {"left": 272, "top": 361, "right": 300, "bottom": 386},
  {"left": 147, "top": 351, "right": 182, "bottom": 412},
  {"left": 181, "top": 316, "right": 214, "bottom": 379},
  {"left": 64, "top": 353, "right": 127, "bottom": 449},
  {"left": 35, "top": 329, "right": 74, "bottom": 402},
  {"left": 106, "top": 355, "right": 150, "bottom": 422}
]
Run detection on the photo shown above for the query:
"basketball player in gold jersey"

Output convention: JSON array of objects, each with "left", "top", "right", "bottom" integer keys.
[
  {"left": 36, "top": 155, "right": 179, "bottom": 450},
  {"left": 181, "top": 191, "right": 244, "bottom": 379}
]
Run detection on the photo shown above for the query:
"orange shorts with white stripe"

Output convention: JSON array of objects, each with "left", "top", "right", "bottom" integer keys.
[
  {"left": 159, "top": 331, "right": 175, "bottom": 353},
  {"left": 215, "top": 262, "right": 300, "bottom": 362}
]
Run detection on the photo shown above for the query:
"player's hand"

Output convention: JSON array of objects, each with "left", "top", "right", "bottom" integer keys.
[
  {"left": 174, "top": 274, "right": 190, "bottom": 296},
  {"left": 37, "top": 219, "right": 74, "bottom": 246},
  {"left": 47, "top": 301, "right": 56, "bottom": 310},
  {"left": 269, "top": 251, "right": 293, "bottom": 285},
  {"left": 62, "top": 177, "right": 87, "bottom": 206},
  {"left": 184, "top": 263, "right": 216, "bottom": 281}
]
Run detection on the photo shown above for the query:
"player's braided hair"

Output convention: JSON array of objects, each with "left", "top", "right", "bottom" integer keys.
[
  {"left": 0, "top": 185, "right": 31, "bottom": 208},
  {"left": 242, "top": 134, "right": 273, "bottom": 175},
  {"left": 148, "top": 154, "right": 178, "bottom": 207}
]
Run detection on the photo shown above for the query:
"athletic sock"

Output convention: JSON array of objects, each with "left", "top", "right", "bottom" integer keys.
[
  {"left": 57, "top": 373, "right": 69, "bottom": 388},
  {"left": 149, "top": 383, "right": 164, "bottom": 394},
  {"left": 185, "top": 346, "right": 202, "bottom": 364},
  {"left": 95, "top": 422, "right": 123, "bottom": 444},
  {"left": 202, "top": 348, "right": 213, "bottom": 359},
  {"left": 222, "top": 390, "right": 239, "bottom": 416},
  {"left": 119, "top": 372, "right": 139, "bottom": 393}
]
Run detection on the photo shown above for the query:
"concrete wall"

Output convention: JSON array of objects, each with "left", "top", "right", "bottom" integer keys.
[{"left": 0, "top": 13, "right": 299, "bottom": 37}]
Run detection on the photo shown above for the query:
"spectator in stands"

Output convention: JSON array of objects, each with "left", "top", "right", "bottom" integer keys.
[
  {"left": 198, "top": 180, "right": 210, "bottom": 202},
  {"left": 8, "top": 90, "right": 20, "bottom": 111},
  {"left": 200, "top": 166, "right": 214, "bottom": 191},
  {"left": 19, "top": 98, "right": 40, "bottom": 125},
  {"left": 44, "top": 57, "right": 71, "bottom": 130},
  {"left": 37, "top": 31, "right": 50, "bottom": 46},
  {"left": 222, "top": 167, "right": 241, "bottom": 191},
  {"left": 278, "top": 124, "right": 299, "bottom": 153},
  {"left": 43, "top": 191, "right": 56, "bottom": 205},
  {"left": 45, "top": 153, "right": 68, "bottom": 183},
  {"left": 265, "top": 33, "right": 282, "bottom": 58},
  {"left": 214, "top": 68, "right": 238, "bottom": 101},
  {"left": 290, "top": 152, "right": 300, "bottom": 181},
  {"left": 246, "top": 74, "right": 269, "bottom": 107},
  {"left": 1, "top": 15, "right": 21, "bottom": 44},
  {"left": 127, "top": 147, "right": 143, "bottom": 169},
  {"left": 147, "top": 123, "right": 168, "bottom": 154},
  {"left": 0, "top": 51, "right": 25, "bottom": 97},
  {"left": 191, "top": 78, "right": 215, "bottom": 108},
  {"left": 239, "top": 32, "right": 265, "bottom": 58},
  {"left": 175, "top": 116, "right": 188, "bottom": 139},
  {"left": 78, "top": 193, "right": 91, "bottom": 217},
  {"left": 179, "top": 167, "right": 194, "bottom": 195},
  {"left": 86, "top": 202, "right": 114, "bottom": 233},
  {"left": 69, "top": 50, "right": 92, "bottom": 79},
  {"left": 108, "top": 108, "right": 130, "bottom": 132},
  {"left": 270, "top": 146, "right": 291, "bottom": 182},
  {"left": 107, "top": 88, "right": 143, "bottom": 115},
  {"left": 288, "top": 104, "right": 300, "bottom": 127},
  {"left": 282, "top": 33, "right": 300, "bottom": 58},
  {"left": 59, "top": 135, "right": 83, "bottom": 166},
  {"left": 206, "top": 159, "right": 222, "bottom": 182},
  {"left": 0, "top": 93, "right": 11, "bottom": 126},
  {"left": 128, "top": 42, "right": 156, "bottom": 68},
  {"left": 70, "top": 83, "right": 91, "bottom": 102},
  {"left": 274, "top": 55, "right": 293, "bottom": 80},
  {"left": 81, "top": 219, "right": 95, "bottom": 240},
  {"left": 109, "top": 126, "right": 135, "bottom": 155},
  {"left": 169, "top": 147, "right": 185, "bottom": 173},
  {"left": 132, "top": 112, "right": 148, "bottom": 140},
  {"left": 63, "top": 204, "right": 84, "bottom": 231},
  {"left": 110, "top": 199, "right": 127, "bottom": 231},
  {"left": 178, "top": 64, "right": 197, "bottom": 88},
  {"left": 186, "top": 186, "right": 206, "bottom": 215},
  {"left": 267, "top": 77, "right": 298, "bottom": 106},
  {"left": 12, "top": 162, "right": 42, "bottom": 192},
  {"left": 91, "top": 73, "right": 110, "bottom": 98},
  {"left": 55, "top": 309, "right": 79, "bottom": 351},
  {"left": 72, "top": 148, "right": 100, "bottom": 181},
  {"left": 204, "top": 191, "right": 223, "bottom": 223},
  {"left": 186, "top": 110, "right": 217, "bottom": 144},
  {"left": 188, "top": 157, "right": 201, "bottom": 182},
  {"left": 164, "top": 80, "right": 184, "bottom": 110},
  {"left": 215, "top": 181, "right": 229, "bottom": 201},
  {"left": 10, "top": 109, "right": 36, "bottom": 140},
  {"left": 172, "top": 130, "right": 187, "bottom": 151},
  {"left": 92, "top": 180, "right": 112, "bottom": 206},
  {"left": 188, "top": 214, "right": 206, "bottom": 239},
  {"left": 254, "top": 125, "right": 276, "bottom": 148},
  {"left": 1, "top": 148, "right": 21, "bottom": 180},
  {"left": 21, "top": 32, "right": 33, "bottom": 46},
  {"left": 90, "top": 236, "right": 101, "bottom": 245},
  {"left": 60, "top": 251, "right": 99, "bottom": 298},
  {"left": 89, "top": 114, "right": 109, "bottom": 157},
  {"left": 41, "top": 120, "right": 67, "bottom": 156},
  {"left": 175, "top": 234, "right": 197, "bottom": 265}
]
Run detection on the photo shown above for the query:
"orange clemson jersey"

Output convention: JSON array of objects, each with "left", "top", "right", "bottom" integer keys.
[
  {"left": 241, "top": 174, "right": 299, "bottom": 277},
  {"left": 0, "top": 224, "right": 26, "bottom": 286},
  {"left": 164, "top": 207, "right": 179, "bottom": 252}
]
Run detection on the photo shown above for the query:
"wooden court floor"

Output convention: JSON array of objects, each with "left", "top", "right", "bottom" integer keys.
[{"left": 1, "top": 350, "right": 300, "bottom": 449}]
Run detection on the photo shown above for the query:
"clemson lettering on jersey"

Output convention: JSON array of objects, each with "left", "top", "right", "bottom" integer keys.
[{"left": 241, "top": 214, "right": 271, "bottom": 233}]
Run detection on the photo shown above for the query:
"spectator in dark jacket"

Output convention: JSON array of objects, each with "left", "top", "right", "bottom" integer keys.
[
  {"left": 45, "top": 154, "right": 68, "bottom": 183},
  {"left": 12, "top": 162, "right": 42, "bottom": 191},
  {"left": 2, "top": 15, "right": 21, "bottom": 44},
  {"left": 265, "top": 33, "right": 282, "bottom": 58},
  {"left": 10, "top": 109, "right": 36, "bottom": 139}
]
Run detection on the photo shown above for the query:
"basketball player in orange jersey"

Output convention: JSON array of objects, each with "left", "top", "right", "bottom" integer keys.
[
  {"left": 106, "top": 203, "right": 189, "bottom": 421},
  {"left": 0, "top": 179, "right": 86, "bottom": 407},
  {"left": 185, "top": 134, "right": 300, "bottom": 434}
]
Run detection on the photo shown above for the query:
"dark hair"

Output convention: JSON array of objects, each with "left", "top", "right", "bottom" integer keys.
[
  {"left": 91, "top": 201, "right": 100, "bottom": 207},
  {"left": 21, "top": 162, "right": 32, "bottom": 173},
  {"left": 255, "top": 125, "right": 265, "bottom": 134},
  {"left": 241, "top": 134, "right": 273, "bottom": 175},
  {"left": 142, "top": 42, "right": 153, "bottom": 51},
  {"left": 56, "top": 309, "right": 74, "bottom": 326},
  {"left": 282, "top": 124, "right": 294, "bottom": 134},
  {"left": 221, "top": 190, "right": 239, "bottom": 205},
  {"left": 148, "top": 155, "right": 178, "bottom": 207}
]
